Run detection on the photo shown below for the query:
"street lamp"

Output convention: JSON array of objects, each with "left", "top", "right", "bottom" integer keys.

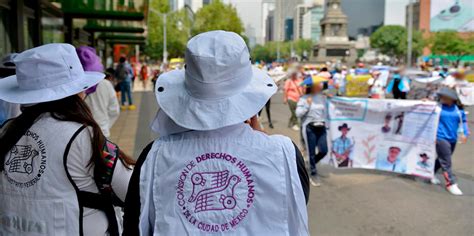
[{"left": 149, "top": 7, "right": 168, "bottom": 64}]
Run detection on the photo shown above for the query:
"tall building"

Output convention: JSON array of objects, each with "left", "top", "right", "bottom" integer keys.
[
  {"left": 384, "top": 0, "right": 410, "bottom": 26},
  {"left": 266, "top": 10, "right": 275, "bottom": 41},
  {"left": 224, "top": 0, "right": 265, "bottom": 46},
  {"left": 302, "top": 4, "right": 324, "bottom": 42},
  {"left": 294, "top": 4, "right": 309, "bottom": 40},
  {"left": 274, "top": 0, "right": 303, "bottom": 41}
]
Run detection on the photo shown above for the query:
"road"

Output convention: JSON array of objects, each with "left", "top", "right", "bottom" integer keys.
[{"left": 111, "top": 90, "right": 474, "bottom": 236}]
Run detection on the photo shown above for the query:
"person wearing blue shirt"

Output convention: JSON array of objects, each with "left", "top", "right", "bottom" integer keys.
[
  {"left": 434, "top": 87, "right": 469, "bottom": 195},
  {"left": 331, "top": 123, "right": 353, "bottom": 167},
  {"left": 375, "top": 146, "right": 407, "bottom": 173},
  {"left": 386, "top": 70, "right": 410, "bottom": 99}
]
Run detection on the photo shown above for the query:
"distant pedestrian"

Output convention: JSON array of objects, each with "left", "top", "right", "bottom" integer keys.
[
  {"left": 0, "top": 43, "right": 134, "bottom": 236},
  {"left": 76, "top": 46, "right": 120, "bottom": 138},
  {"left": 432, "top": 88, "right": 469, "bottom": 195},
  {"left": 115, "top": 57, "right": 136, "bottom": 110},
  {"left": 284, "top": 68, "right": 303, "bottom": 131},
  {"left": 140, "top": 63, "right": 149, "bottom": 89},
  {"left": 367, "top": 70, "right": 385, "bottom": 99},
  {"left": 386, "top": 69, "right": 410, "bottom": 99},
  {"left": 297, "top": 76, "right": 329, "bottom": 184}
]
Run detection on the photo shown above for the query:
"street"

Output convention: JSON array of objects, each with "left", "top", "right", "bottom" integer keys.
[{"left": 111, "top": 90, "right": 474, "bottom": 236}]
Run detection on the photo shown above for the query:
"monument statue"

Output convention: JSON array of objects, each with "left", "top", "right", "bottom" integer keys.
[{"left": 311, "top": 0, "right": 357, "bottom": 64}]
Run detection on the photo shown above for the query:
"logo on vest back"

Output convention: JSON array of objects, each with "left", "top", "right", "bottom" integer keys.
[
  {"left": 4, "top": 130, "right": 47, "bottom": 188},
  {"left": 176, "top": 153, "right": 255, "bottom": 233}
]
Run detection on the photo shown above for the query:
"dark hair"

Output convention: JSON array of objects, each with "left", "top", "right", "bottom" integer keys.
[
  {"left": 321, "top": 67, "right": 328, "bottom": 72},
  {"left": 119, "top": 57, "right": 126, "bottom": 63},
  {"left": 305, "top": 86, "right": 312, "bottom": 95},
  {"left": 0, "top": 95, "right": 133, "bottom": 172}
]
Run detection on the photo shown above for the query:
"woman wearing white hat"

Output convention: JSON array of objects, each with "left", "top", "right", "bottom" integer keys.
[
  {"left": 0, "top": 43, "right": 134, "bottom": 236},
  {"left": 123, "top": 31, "right": 310, "bottom": 236}
]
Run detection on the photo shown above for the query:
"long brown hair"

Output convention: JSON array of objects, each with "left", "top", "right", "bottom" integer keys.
[{"left": 0, "top": 95, "right": 133, "bottom": 171}]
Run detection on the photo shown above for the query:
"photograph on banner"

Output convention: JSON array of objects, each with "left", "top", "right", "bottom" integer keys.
[
  {"left": 408, "top": 76, "right": 443, "bottom": 100},
  {"left": 325, "top": 97, "right": 441, "bottom": 178}
]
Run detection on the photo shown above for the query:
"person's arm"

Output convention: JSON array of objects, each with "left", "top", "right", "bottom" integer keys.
[
  {"left": 283, "top": 80, "right": 289, "bottom": 104},
  {"left": 293, "top": 142, "right": 309, "bottom": 204},
  {"left": 122, "top": 142, "right": 154, "bottom": 236},
  {"left": 295, "top": 97, "right": 310, "bottom": 118},
  {"left": 461, "top": 109, "right": 470, "bottom": 137},
  {"left": 105, "top": 81, "right": 120, "bottom": 128}
]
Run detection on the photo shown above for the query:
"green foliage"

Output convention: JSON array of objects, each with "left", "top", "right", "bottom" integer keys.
[
  {"left": 191, "top": 0, "right": 244, "bottom": 36},
  {"left": 370, "top": 25, "right": 424, "bottom": 60},
  {"left": 146, "top": 0, "right": 245, "bottom": 60},
  {"left": 251, "top": 39, "right": 313, "bottom": 62},
  {"left": 429, "top": 31, "right": 474, "bottom": 56}
]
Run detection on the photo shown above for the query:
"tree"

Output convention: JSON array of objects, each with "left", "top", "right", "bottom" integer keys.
[
  {"left": 429, "top": 31, "right": 474, "bottom": 66},
  {"left": 192, "top": 0, "right": 244, "bottom": 36},
  {"left": 250, "top": 39, "right": 313, "bottom": 62},
  {"left": 370, "top": 25, "right": 424, "bottom": 62}
]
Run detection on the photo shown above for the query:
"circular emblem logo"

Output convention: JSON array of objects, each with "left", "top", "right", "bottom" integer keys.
[
  {"left": 4, "top": 130, "right": 47, "bottom": 188},
  {"left": 176, "top": 153, "right": 255, "bottom": 233}
]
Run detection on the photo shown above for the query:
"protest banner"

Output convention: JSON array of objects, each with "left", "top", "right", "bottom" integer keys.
[
  {"left": 408, "top": 76, "right": 442, "bottom": 100},
  {"left": 325, "top": 97, "right": 440, "bottom": 178},
  {"left": 345, "top": 74, "right": 371, "bottom": 97},
  {"left": 456, "top": 83, "right": 474, "bottom": 106}
]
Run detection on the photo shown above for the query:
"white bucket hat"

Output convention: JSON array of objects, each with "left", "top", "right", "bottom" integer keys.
[
  {"left": 0, "top": 43, "right": 105, "bottom": 104},
  {"left": 155, "top": 30, "right": 277, "bottom": 131}
]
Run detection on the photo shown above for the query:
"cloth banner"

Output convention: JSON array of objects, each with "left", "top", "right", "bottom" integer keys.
[
  {"left": 408, "top": 77, "right": 443, "bottom": 100},
  {"left": 325, "top": 97, "right": 440, "bottom": 178},
  {"left": 345, "top": 75, "right": 371, "bottom": 97},
  {"left": 456, "top": 83, "right": 474, "bottom": 106}
]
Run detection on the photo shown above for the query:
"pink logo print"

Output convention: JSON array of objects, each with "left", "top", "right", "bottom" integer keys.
[{"left": 188, "top": 170, "right": 241, "bottom": 213}]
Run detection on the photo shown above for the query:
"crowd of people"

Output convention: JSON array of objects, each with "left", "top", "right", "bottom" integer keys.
[
  {"left": 0, "top": 29, "right": 471, "bottom": 236},
  {"left": 259, "top": 61, "right": 471, "bottom": 192}
]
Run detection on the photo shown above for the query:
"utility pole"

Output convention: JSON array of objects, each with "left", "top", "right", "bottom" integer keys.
[
  {"left": 407, "top": 0, "right": 413, "bottom": 67},
  {"left": 163, "top": 13, "right": 168, "bottom": 64}
]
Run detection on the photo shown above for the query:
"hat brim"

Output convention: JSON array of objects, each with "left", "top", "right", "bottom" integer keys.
[
  {"left": 155, "top": 66, "right": 277, "bottom": 131},
  {"left": 0, "top": 71, "right": 104, "bottom": 104},
  {"left": 437, "top": 91, "right": 458, "bottom": 101}
]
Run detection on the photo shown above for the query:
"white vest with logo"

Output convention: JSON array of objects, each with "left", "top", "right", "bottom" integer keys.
[
  {"left": 139, "top": 124, "right": 309, "bottom": 236},
  {"left": 0, "top": 116, "right": 85, "bottom": 236}
]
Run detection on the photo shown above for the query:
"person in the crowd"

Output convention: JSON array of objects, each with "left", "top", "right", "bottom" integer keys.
[
  {"left": 76, "top": 46, "right": 120, "bottom": 138},
  {"left": 115, "top": 57, "right": 136, "bottom": 110},
  {"left": 259, "top": 99, "right": 274, "bottom": 129},
  {"left": 296, "top": 76, "right": 329, "bottom": 185},
  {"left": 367, "top": 70, "right": 385, "bottom": 99},
  {"left": 284, "top": 68, "right": 304, "bottom": 131},
  {"left": 386, "top": 69, "right": 410, "bottom": 99},
  {"left": 140, "top": 63, "right": 149, "bottom": 89},
  {"left": 0, "top": 54, "right": 21, "bottom": 125},
  {"left": 333, "top": 67, "right": 346, "bottom": 96},
  {"left": 355, "top": 63, "right": 369, "bottom": 75},
  {"left": 443, "top": 69, "right": 468, "bottom": 88},
  {"left": 123, "top": 31, "right": 309, "bottom": 236},
  {"left": 431, "top": 66, "right": 441, "bottom": 77},
  {"left": 0, "top": 44, "right": 135, "bottom": 236},
  {"left": 432, "top": 87, "right": 469, "bottom": 195},
  {"left": 331, "top": 123, "right": 353, "bottom": 167}
]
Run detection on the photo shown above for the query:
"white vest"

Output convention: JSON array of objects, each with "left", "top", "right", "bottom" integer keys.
[
  {"left": 0, "top": 116, "right": 85, "bottom": 236},
  {"left": 139, "top": 124, "right": 309, "bottom": 236}
]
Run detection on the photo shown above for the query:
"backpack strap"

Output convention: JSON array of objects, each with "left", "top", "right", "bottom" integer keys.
[{"left": 76, "top": 139, "right": 123, "bottom": 236}]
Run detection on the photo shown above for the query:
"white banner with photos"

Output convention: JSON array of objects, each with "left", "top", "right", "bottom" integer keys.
[{"left": 325, "top": 97, "right": 441, "bottom": 178}]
